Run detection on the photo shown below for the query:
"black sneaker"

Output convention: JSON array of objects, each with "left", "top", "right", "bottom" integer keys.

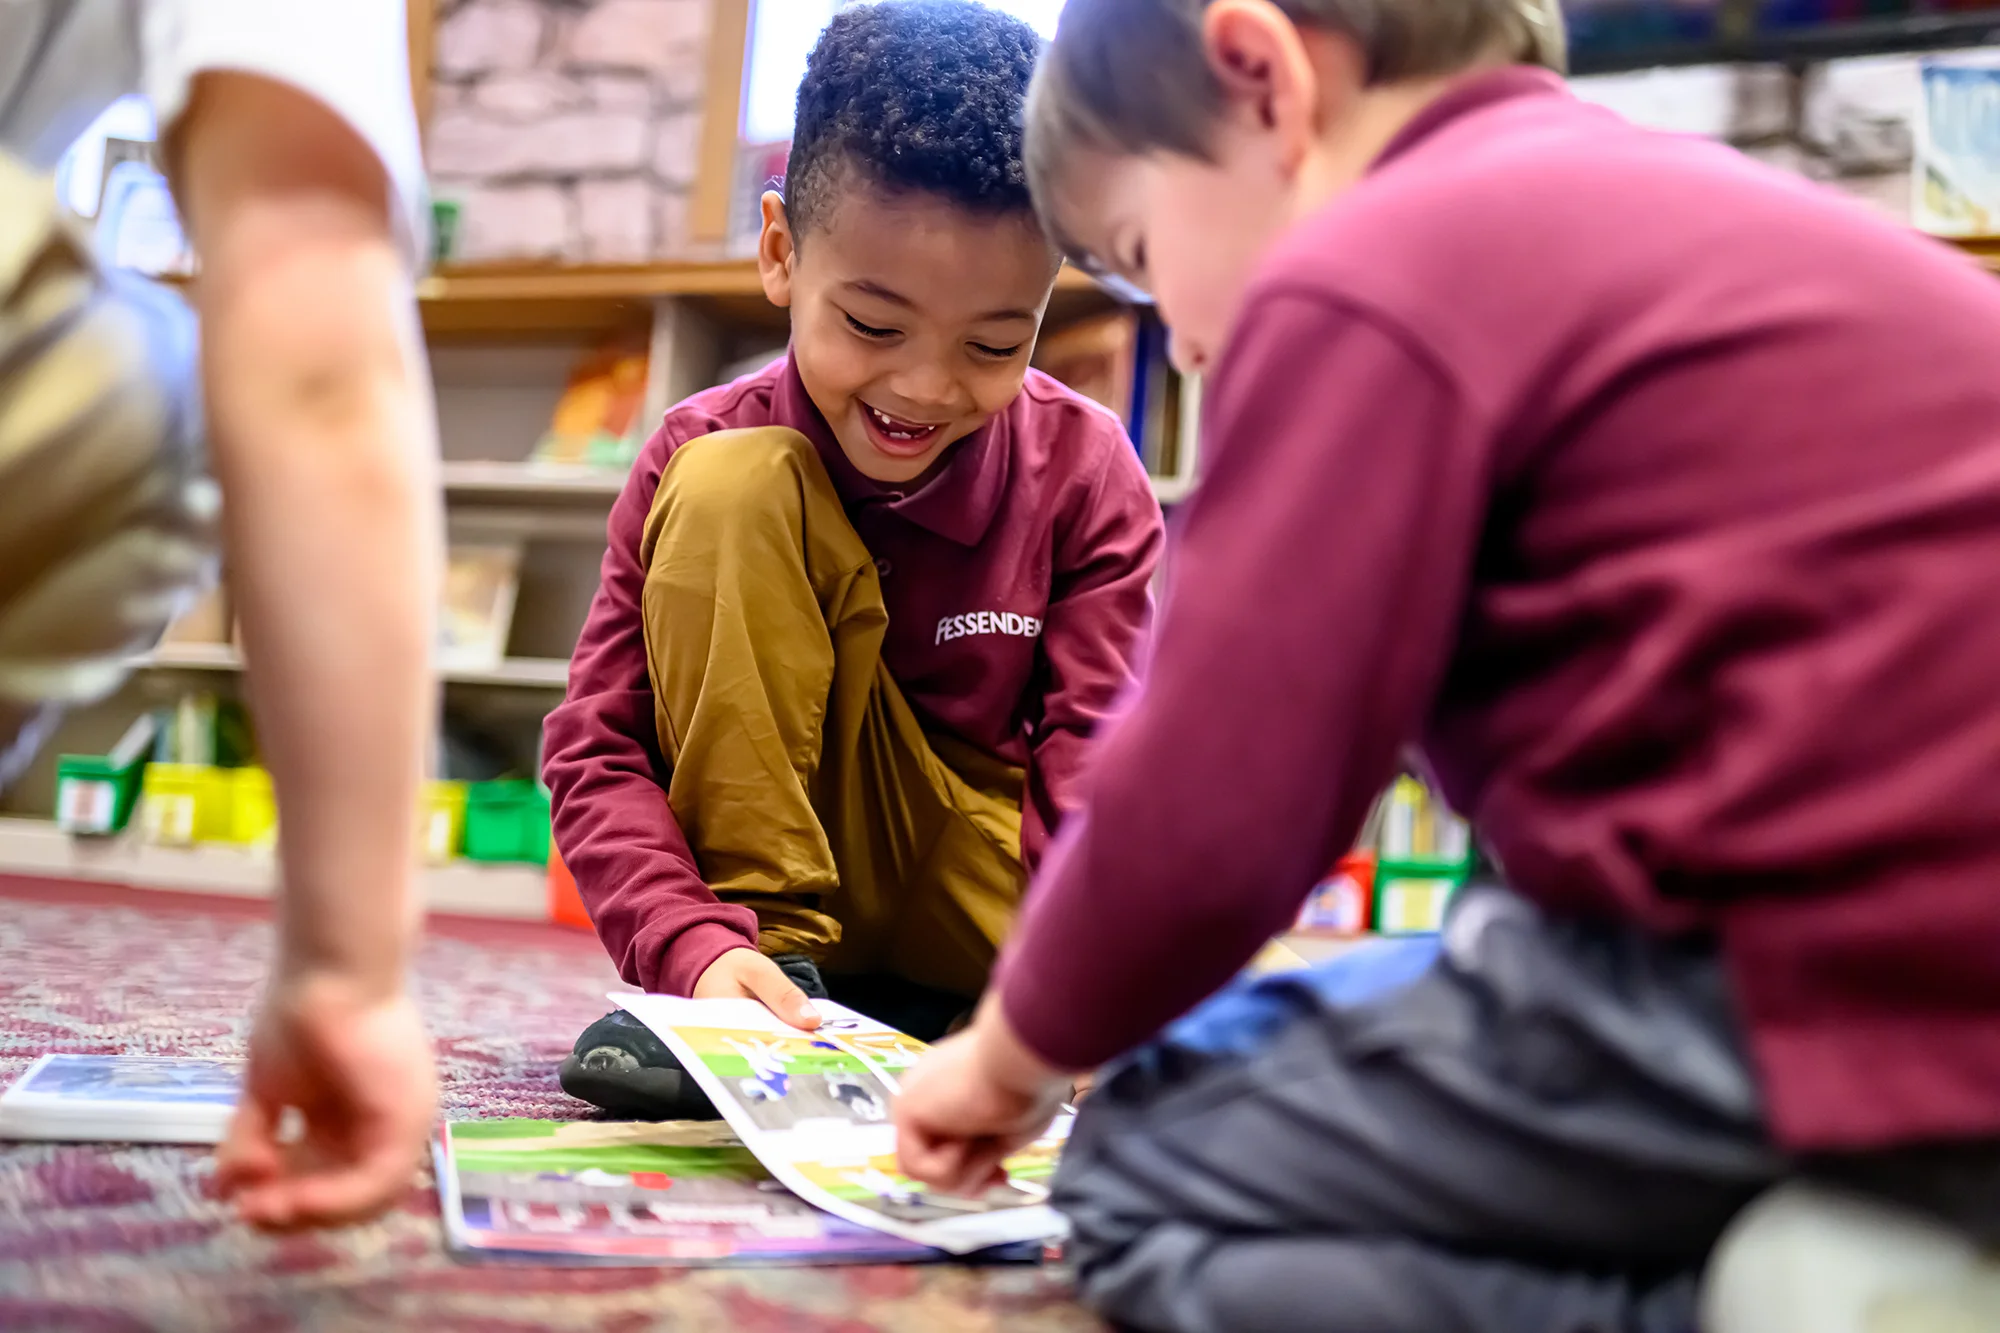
[
  {"left": 822, "top": 972, "right": 974, "bottom": 1042},
  {"left": 557, "top": 954, "right": 830, "bottom": 1119},
  {"left": 558, "top": 1009, "right": 717, "bottom": 1119}
]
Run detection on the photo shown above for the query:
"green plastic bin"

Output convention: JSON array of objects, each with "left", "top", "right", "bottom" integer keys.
[
  {"left": 54, "top": 715, "right": 157, "bottom": 836},
  {"left": 464, "top": 780, "right": 552, "bottom": 864},
  {"left": 1371, "top": 857, "right": 1472, "bottom": 935}
]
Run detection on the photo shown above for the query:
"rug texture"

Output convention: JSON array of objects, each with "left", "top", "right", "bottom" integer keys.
[{"left": 0, "top": 877, "right": 1102, "bottom": 1332}]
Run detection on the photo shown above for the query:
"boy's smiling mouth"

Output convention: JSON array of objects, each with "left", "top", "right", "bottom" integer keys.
[{"left": 861, "top": 402, "right": 948, "bottom": 456}]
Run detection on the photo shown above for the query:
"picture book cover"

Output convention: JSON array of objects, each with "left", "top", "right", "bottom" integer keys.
[
  {"left": 0, "top": 1055, "right": 239, "bottom": 1143},
  {"left": 437, "top": 1118, "right": 946, "bottom": 1266},
  {"left": 531, "top": 336, "right": 652, "bottom": 471},
  {"left": 437, "top": 543, "right": 523, "bottom": 670},
  {"left": 1918, "top": 59, "right": 2000, "bottom": 237},
  {"left": 616, "top": 996, "right": 1073, "bottom": 1256}
]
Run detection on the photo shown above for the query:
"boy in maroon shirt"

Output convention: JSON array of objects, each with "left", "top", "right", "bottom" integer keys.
[
  {"left": 892, "top": 0, "right": 2000, "bottom": 1328},
  {"left": 542, "top": 0, "right": 1161, "bottom": 1117}
]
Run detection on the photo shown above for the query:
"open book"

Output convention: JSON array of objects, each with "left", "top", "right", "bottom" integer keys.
[
  {"left": 617, "top": 996, "right": 1071, "bottom": 1256},
  {"left": 436, "top": 1118, "right": 950, "bottom": 1266}
]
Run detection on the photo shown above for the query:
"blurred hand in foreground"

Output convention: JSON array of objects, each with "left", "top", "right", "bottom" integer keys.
[{"left": 216, "top": 974, "right": 437, "bottom": 1229}]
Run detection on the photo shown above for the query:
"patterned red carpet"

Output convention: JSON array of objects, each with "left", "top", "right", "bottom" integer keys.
[{"left": 0, "top": 876, "right": 1101, "bottom": 1332}]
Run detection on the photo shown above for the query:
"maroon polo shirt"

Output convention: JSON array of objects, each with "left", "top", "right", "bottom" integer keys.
[
  {"left": 545, "top": 355, "right": 1162, "bottom": 999},
  {"left": 999, "top": 66, "right": 2000, "bottom": 1150}
]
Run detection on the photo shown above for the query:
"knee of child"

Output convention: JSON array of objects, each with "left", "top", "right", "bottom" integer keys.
[
  {"left": 659, "top": 427, "right": 819, "bottom": 527},
  {"left": 39, "top": 268, "right": 206, "bottom": 491},
  {"left": 0, "top": 267, "right": 217, "bottom": 706},
  {"left": 1051, "top": 1122, "right": 1155, "bottom": 1255},
  {"left": 1061, "top": 1199, "right": 1207, "bottom": 1332}
]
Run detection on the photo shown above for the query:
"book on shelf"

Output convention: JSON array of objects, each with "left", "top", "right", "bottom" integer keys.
[
  {"left": 1916, "top": 59, "right": 2000, "bottom": 237},
  {"left": 159, "top": 583, "right": 230, "bottom": 647},
  {"left": 531, "top": 336, "right": 652, "bottom": 472},
  {"left": 438, "top": 543, "right": 524, "bottom": 672},
  {"left": 1032, "top": 310, "right": 1140, "bottom": 430},
  {"left": 728, "top": 141, "right": 794, "bottom": 256},
  {"left": 1035, "top": 310, "right": 1201, "bottom": 498}
]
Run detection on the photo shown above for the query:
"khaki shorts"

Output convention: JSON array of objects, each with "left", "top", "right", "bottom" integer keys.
[{"left": 0, "top": 152, "right": 216, "bottom": 786}]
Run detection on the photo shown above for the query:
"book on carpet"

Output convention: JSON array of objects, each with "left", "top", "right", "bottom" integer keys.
[
  {"left": 0, "top": 1055, "right": 237, "bottom": 1143},
  {"left": 435, "top": 1118, "right": 951, "bottom": 1266},
  {"left": 615, "top": 995, "right": 1072, "bottom": 1256}
]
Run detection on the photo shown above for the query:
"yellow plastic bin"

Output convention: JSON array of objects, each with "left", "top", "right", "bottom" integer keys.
[
  {"left": 418, "top": 781, "right": 469, "bottom": 865},
  {"left": 224, "top": 766, "right": 277, "bottom": 848},
  {"left": 138, "top": 763, "right": 233, "bottom": 847}
]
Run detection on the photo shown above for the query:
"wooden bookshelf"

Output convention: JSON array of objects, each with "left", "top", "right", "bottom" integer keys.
[
  {"left": 0, "top": 817, "right": 546, "bottom": 918},
  {"left": 415, "top": 261, "right": 1120, "bottom": 342},
  {"left": 440, "top": 460, "right": 627, "bottom": 501},
  {"left": 134, "top": 643, "right": 572, "bottom": 690},
  {"left": 1955, "top": 236, "right": 2000, "bottom": 274}
]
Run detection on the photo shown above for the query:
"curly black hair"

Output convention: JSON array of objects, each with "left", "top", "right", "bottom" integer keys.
[{"left": 785, "top": 0, "right": 1042, "bottom": 236}]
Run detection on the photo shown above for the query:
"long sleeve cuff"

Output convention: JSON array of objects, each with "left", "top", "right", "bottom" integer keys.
[{"left": 654, "top": 920, "right": 759, "bottom": 997}]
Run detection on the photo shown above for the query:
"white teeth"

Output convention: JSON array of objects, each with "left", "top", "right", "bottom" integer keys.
[{"left": 866, "top": 405, "right": 933, "bottom": 441}]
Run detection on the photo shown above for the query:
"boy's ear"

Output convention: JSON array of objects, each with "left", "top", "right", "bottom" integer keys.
[
  {"left": 1201, "top": 0, "right": 1337, "bottom": 167},
  {"left": 757, "top": 190, "right": 795, "bottom": 308}
]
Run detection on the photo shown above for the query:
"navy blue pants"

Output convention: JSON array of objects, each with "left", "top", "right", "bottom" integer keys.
[{"left": 1054, "top": 886, "right": 1783, "bottom": 1333}]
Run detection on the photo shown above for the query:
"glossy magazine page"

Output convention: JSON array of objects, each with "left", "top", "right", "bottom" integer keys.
[{"left": 616, "top": 996, "right": 1071, "bottom": 1256}]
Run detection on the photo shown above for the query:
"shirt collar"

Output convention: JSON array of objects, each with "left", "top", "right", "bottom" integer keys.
[
  {"left": 774, "top": 353, "right": 1011, "bottom": 548},
  {"left": 1370, "top": 65, "right": 1568, "bottom": 175}
]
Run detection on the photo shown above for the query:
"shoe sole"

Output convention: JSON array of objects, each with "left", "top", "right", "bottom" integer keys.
[{"left": 557, "top": 1055, "right": 720, "bottom": 1121}]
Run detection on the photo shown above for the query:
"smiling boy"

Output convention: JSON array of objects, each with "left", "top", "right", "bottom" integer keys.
[
  {"left": 892, "top": 0, "right": 2000, "bottom": 1328},
  {"left": 542, "top": 0, "right": 1162, "bottom": 1117}
]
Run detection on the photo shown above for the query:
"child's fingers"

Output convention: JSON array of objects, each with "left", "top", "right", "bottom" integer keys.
[
  {"left": 232, "top": 1184, "right": 293, "bottom": 1229},
  {"left": 214, "top": 1097, "right": 282, "bottom": 1196},
  {"left": 895, "top": 1121, "right": 963, "bottom": 1186},
  {"left": 745, "top": 962, "right": 821, "bottom": 1030},
  {"left": 905, "top": 1127, "right": 998, "bottom": 1195},
  {"left": 264, "top": 1163, "right": 407, "bottom": 1228},
  {"left": 236, "top": 1131, "right": 418, "bottom": 1229},
  {"left": 951, "top": 1140, "right": 1013, "bottom": 1198}
]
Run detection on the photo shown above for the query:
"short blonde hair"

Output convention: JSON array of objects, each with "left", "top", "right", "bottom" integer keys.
[{"left": 1025, "top": 0, "right": 1566, "bottom": 264}]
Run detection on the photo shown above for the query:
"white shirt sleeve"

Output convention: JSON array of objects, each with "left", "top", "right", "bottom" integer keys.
[{"left": 140, "top": 0, "right": 429, "bottom": 272}]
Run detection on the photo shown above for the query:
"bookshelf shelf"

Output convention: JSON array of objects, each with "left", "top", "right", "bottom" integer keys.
[
  {"left": 441, "top": 459, "right": 627, "bottom": 500},
  {"left": 442, "top": 455, "right": 1193, "bottom": 505},
  {"left": 415, "top": 261, "right": 1118, "bottom": 342},
  {"left": 134, "top": 644, "right": 572, "bottom": 690},
  {"left": 1955, "top": 237, "right": 2000, "bottom": 274},
  {"left": 0, "top": 817, "right": 547, "bottom": 919},
  {"left": 1568, "top": 11, "right": 2000, "bottom": 77},
  {"left": 440, "top": 657, "right": 574, "bottom": 689}
]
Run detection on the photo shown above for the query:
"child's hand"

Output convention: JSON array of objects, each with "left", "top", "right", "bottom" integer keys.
[
  {"left": 217, "top": 972, "right": 437, "bottom": 1229},
  {"left": 694, "top": 948, "right": 823, "bottom": 1029},
  {"left": 894, "top": 998, "right": 1069, "bottom": 1197}
]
